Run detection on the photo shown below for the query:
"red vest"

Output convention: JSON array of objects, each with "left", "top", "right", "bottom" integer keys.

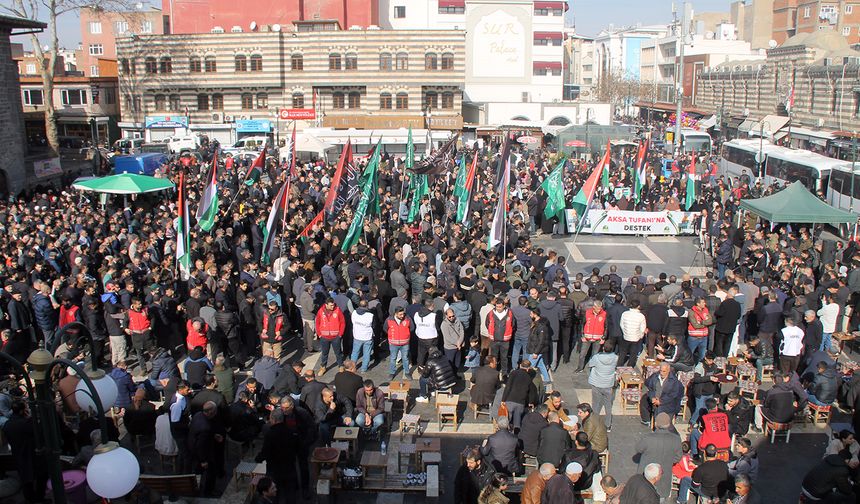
[
  {"left": 59, "top": 305, "right": 79, "bottom": 328},
  {"left": 386, "top": 317, "right": 411, "bottom": 346},
  {"left": 486, "top": 310, "right": 513, "bottom": 342},
  {"left": 688, "top": 306, "right": 709, "bottom": 338},
  {"left": 698, "top": 411, "right": 731, "bottom": 450},
  {"left": 262, "top": 313, "right": 285, "bottom": 343}
]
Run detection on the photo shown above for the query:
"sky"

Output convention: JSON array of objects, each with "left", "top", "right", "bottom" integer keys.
[{"left": 4, "top": 0, "right": 738, "bottom": 50}]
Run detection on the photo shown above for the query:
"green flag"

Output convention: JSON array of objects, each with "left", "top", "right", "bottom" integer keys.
[
  {"left": 407, "top": 173, "right": 429, "bottom": 222},
  {"left": 456, "top": 152, "right": 478, "bottom": 226},
  {"left": 685, "top": 156, "right": 697, "bottom": 210},
  {"left": 541, "top": 158, "right": 566, "bottom": 220},
  {"left": 341, "top": 140, "right": 382, "bottom": 252},
  {"left": 406, "top": 127, "right": 414, "bottom": 170},
  {"left": 453, "top": 155, "right": 467, "bottom": 200}
]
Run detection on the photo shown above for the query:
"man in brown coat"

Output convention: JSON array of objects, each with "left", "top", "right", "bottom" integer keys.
[{"left": 522, "top": 463, "right": 556, "bottom": 504}]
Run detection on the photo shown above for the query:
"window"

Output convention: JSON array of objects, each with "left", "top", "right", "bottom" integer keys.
[
  {"left": 821, "top": 5, "right": 837, "bottom": 16},
  {"left": 90, "top": 65, "right": 100, "bottom": 76},
  {"left": 115, "top": 21, "right": 128, "bottom": 34},
  {"left": 396, "top": 52, "right": 408, "bottom": 70},
  {"left": 329, "top": 53, "right": 342, "bottom": 70},
  {"left": 241, "top": 93, "right": 253, "bottom": 109},
  {"left": 441, "top": 91, "right": 454, "bottom": 109},
  {"left": 380, "top": 92, "right": 392, "bottom": 109},
  {"left": 133, "top": 96, "right": 141, "bottom": 112},
  {"left": 396, "top": 92, "right": 408, "bottom": 109},
  {"left": 145, "top": 57, "right": 157, "bottom": 74},
  {"left": 292, "top": 93, "right": 304, "bottom": 108},
  {"left": 348, "top": 91, "right": 361, "bottom": 109},
  {"left": 153, "top": 94, "right": 166, "bottom": 110},
  {"left": 291, "top": 53, "right": 303, "bottom": 71},
  {"left": 425, "top": 53, "right": 438, "bottom": 70},
  {"left": 345, "top": 53, "right": 358, "bottom": 70},
  {"left": 169, "top": 94, "right": 181, "bottom": 112},
  {"left": 849, "top": 4, "right": 855, "bottom": 14},
  {"left": 844, "top": 26, "right": 851, "bottom": 36},
  {"left": 535, "top": 8, "right": 549, "bottom": 15},
  {"left": 197, "top": 94, "right": 209, "bottom": 111},
  {"left": 89, "top": 44, "right": 104, "bottom": 56},
  {"left": 438, "top": 5, "right": 465, "bottom": 14},
  {"left": 235, "top": 55, "right": 247, "bottom": 72},
  {"left": 256, "top": 92, "right": 268, "bottom": 109},
  {"left": 189, "top": 56, "right": 201, "bottom": 73},
  {"left": 141, "top": 20, "right": 153, "bottom": 33},
  {"left": 804, "top": 6, "right": 811, "bottom": 18},
  {"left": 424, "top": 92, "right": 438, "bottom": 110},
  {"left": 394, "top": 6, "right": 406, "bottom": 18},
  {"left": 379, "top": 53, "right": 392, "bottom": 71},
  {"left": 25, "top": 63, "right": 35, "bottom": 74},
  {"left": 104, "top": 88, "right": 116, "bottom": 104},
  {"left": 332, "top": 92, "right": 345, "bottom": 109},
  {"left": 89, "top": 21, "right": 102, "bottom": 34},
  {"left": 212, "top": 93, "right": 223, "bottom": 110},
  {"left": 120, "top": 59, "right": 129, "bottom": 74},
  {"left": 250, "top": 54, "right": 263, "bottom": 72},
  {"left": 205, "top": 56, "right": 217, "bottom": 72},
  {"left": 441, "top": 53, "right": 454, "bottom": 70},
  {"left": 22, "top": 89, "right": 43, "bottom": 106},
  {"left": 159, "top": 57, "right": 172, "bottom": 74}
]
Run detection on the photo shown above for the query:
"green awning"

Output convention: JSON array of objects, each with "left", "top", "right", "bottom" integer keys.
[
  {"left": 739, "top": 181, "right": 858, "bottom": 224},
  {"left": 71, "top": 173, "right": 175, "bottom": 195}
]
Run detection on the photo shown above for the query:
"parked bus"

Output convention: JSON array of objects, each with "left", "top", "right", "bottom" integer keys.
[
  {"left": 826, "top": 164, "right": 860, "bottom": 237},
  {"left": 680, "top": 129, "right": 712, "bottom": 154},
  {"left": 763, "top": 148, "right": 842, "bottom": 193},
  {"left": 719, "top": 139, "right": 779, "bottom": 180}
]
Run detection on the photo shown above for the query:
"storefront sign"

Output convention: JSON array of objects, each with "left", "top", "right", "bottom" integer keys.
[
  {"left": 33, "top": 157, "right": 62, "bottom": 179},
  {"left": 236, "top": 119, "right": 272, "bottom": 133},
  {"left": 145, "top": 115, "right": 188, "bottom": 129},
  {"left": 322, "top": 114, "right": 464, "bottom": 130},
  {"left": 565, "top": 209, "right": 697, "bottom": 235},
  {"left": 279, "top": 108, "right": 315, "bottom": 120},
  {"left": 564, "top": 140, "right": 588, "bottom": 147},
  {"left": 517, "top": 136, "right": 539, "bottom": 144}
]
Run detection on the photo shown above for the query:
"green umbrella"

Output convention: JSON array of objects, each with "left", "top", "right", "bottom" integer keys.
[{"left": 72, "top": 174, "right": 175, "bottom": 195}]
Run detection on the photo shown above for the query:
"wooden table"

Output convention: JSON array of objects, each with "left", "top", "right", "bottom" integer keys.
[
  {"left": 360, "top": 451, "right": 388, "bottom": 483},
  {"left": 620, "top": 372, "right": 643, "bottom": 390},
  {"left": 833, "top": 332, "right": 858, "bottom": 354},
  {"left": 415, "top": 437, "right": 441, "bottom": 467},
  {"left": 333, "top": 427, "right": 359, "bottom": 458},
  {"left": 390, "top": 380, "right": 412, "bottom": 413}
]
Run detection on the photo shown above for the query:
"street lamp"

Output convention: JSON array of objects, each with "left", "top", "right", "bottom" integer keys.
[
  {"left": 584, "top": 107, "right": 594, "bottom": 160},
  {"left": 0, "top": 322, "right": 139, "bottom": 504}
]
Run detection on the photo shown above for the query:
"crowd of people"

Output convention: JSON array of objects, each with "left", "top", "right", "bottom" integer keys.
[{"left": 0, "top": 126, "right": 858, "bottom": 504}]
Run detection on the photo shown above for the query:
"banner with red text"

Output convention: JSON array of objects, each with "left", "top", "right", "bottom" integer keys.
[{"left": 565, "top": 209, "right": 697, "bottom": 235}]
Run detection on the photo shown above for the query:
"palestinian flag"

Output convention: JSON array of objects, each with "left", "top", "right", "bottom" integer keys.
[
  {"left": 195, "top": 147, "right": 219, "bottom": 232},
  {"left": 176, "top": 172, "right": 191, "bottom": 280},
  {"left": 261, "top": 180, "right": 289, "bottom": 264},
  {"left": 601, "top": 143, "right": 611, "bottom": 188},
  {"left": 487, "top": 154, "right": 511, "bottom": 251},
  {"left": 299, "top": 209, "right": 324, "bottom": 241},
  {"left": 572, "top": 139, "right": 611, "bottom": 227},
  {"left": 634, "top": 139, "right": 649, "bottom": 203},
  {"left": 456, "top": 151, "right": 478, "bottom": 225},
  {"left": 685, "top": 155, "right": 697, "bottom": 210},
  {"left": 244, "top": 143, "right": 267, "bottom": 186}
]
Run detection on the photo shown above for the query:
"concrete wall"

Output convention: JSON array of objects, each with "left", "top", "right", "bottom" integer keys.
[{"left": 0, "top": 27, "right": 29, "bottom": 195}]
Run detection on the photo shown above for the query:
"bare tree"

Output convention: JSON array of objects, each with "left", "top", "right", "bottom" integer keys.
[{"left": 3, "top": 1, "right": 136, "bottom": 156}]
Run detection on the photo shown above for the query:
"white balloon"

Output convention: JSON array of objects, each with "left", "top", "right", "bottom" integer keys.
[
  {"left": 75, "top": 374, "right": 118, "bottom": 413},
  {"left": 86, "top": 445, "right": 140, "bottom": 499}
]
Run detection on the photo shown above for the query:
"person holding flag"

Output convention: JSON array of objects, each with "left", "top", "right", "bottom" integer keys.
[
  {"left": 196, "top": 147, "right": 219, "bottom": 232},
  {"left": 176, "top": 172, "right": 191, "bottom": 281},
  {"left": 685, "top": 154, "right": 697, "bottom": 210},
  {"left": 341, "top": 139, "right": 383, "bottom": 252},
  {"left": 244, "top": 142, "right": 267, "bottom": 186},
  {"left": 541, "top": 157, "right": 567, "bottom": 236},
  {"left": 571, "top": 139, "right": 612, "bottom": 235},
  {"left": 455, "top": 151, "right": 478, "bottom": 226}
]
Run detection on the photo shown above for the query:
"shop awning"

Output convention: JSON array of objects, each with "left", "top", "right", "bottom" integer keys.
[
  {"left": 698, "top": 115, "right": 717, "bottom": 129},
  {"left": 788, "top": 126, "right": 834, "bottom": 146},
  {"left": 754, "top": 114, "right": 790, "bottom": 134},
  {"left": 737, "top": 119, "right": 756, "bottom": 132},
  {"left": 534, "top": 1, "right": 568, "bottom": 10},
  {"left": 438, "top": 0, "right": 464, "bottom": 7},
  {"left": 533, "top": 61, "right": 562, "bottom": 70},
  {"left": 534, "top": 31, "right": 563, "bottom": 40},
  {"left": 725, "top": 117, "right": 745, "bottom": 129}
]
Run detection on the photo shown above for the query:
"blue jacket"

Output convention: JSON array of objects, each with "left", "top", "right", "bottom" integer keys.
[
  {"left": 109, "top": 367, "right": 137, "bottom": 410},
  {"left": 645, "top": 372, "right": 685, "bottom": 416},
  {"left": 32, "top": 293, "right": 57, "bottom": 331}
]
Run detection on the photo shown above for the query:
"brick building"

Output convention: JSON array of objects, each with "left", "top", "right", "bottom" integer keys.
[
  {"left": 0, "top": 15, "right": 45, "bottom": 196},
  {"left": 79, "top": 6, "right": 165, "bottom": 77}
]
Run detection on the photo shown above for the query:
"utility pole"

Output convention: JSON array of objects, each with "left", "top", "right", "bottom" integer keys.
[{"left": 674, "top": 2, "right": 691, "bottom": 155}]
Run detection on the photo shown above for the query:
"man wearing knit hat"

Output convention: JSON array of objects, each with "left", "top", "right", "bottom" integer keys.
[{"left": 541, "top": 462, "right": 584, "bottom": 504}]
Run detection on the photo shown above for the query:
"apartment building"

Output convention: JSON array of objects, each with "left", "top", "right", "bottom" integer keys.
[{"left": 79, "top": 6, "right": 165, "bottom": 77}]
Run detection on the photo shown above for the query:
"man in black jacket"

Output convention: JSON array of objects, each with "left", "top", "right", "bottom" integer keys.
[
  {"left": 417, "top": 348, "right": 458, "bottom": 402},
  {"left": 519, "top": 403, "right": 549, "bottom": 456},
  {"left": 723, "top": 391, "right": 752, "bottom": 437},
  {"left": 501, "top": 360, "right": 538, "bottom": 429},
  {"left": 257, "top": 408, "right": 301, "bottom": 503},
  {"left": 755, "top": 371, "right": 807, "bottom": 429},
  {"left": 272, "top": 359, "right": 304, "bottom": 398},
  {"left": 713, "top": 287, "right": 742, "bottom": 357},
  {"left": 470, "top": 356, "right": 501, "bottom": 407},
  {"left": 313, "top": 387, "right": 354, "bottom": 444},
  {"left": 800, "top": 454, "right": 856, "bottom": 501},
  {"left": 454, "top": 448, "right": 493, "bottom": 504},
  {"left": 188, "top": 401, "right": 220, "bottom": 496},
  {"left": 562, "top": 431, "right": 600, "bottom": 489},
  {"left": 537, "top": 411, "right": 572, "bottom": 469},
  {"left": 480, "top": 416, "right": 523, "bottom": 475}
]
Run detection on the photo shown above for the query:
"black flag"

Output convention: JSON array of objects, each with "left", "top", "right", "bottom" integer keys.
[{"left": 411, "top": 133, "right": 459, "bottom": 175}]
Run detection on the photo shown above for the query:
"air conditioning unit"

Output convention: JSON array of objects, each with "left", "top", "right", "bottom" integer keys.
[
  {"left": 818, "top": 118, "right": 825, "bottom": 127},
  {"left": 743, "top": 108, "right": 750, "bottom": 116},
  {"left": 224, "top": 115, "right": 234, "bottom": 122},
  {"left": 211, "top": 112, "right": 224, "bottom": 122}
]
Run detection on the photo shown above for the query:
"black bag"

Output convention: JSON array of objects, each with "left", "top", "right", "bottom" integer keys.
[{"left": 340, "top": 465, "right": 364, "bottom": 490}]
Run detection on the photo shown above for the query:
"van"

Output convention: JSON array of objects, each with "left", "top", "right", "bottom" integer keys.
[
  {"left": 113, "top": 138, "right": 144, "bottom": 154},
  {"left": 166, "top": 134, "right": 203, "bottom": 154},
  {"left": 223, "top": 136, "right": 269, "bottom": 155}
]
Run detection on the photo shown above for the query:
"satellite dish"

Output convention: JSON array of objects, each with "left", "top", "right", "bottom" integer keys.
[
  {"left": 249, "top": 21, "right": 257, "bottom": 31},
  {"left": 272, "top": 24, "right": 281, "bottom": 32},
  {"left": 768, "top": 39, "right": 778, "bottom": 49}
]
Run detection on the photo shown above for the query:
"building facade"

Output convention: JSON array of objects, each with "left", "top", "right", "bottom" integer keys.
[
  {"left": 161, "top": 0, "right": 378, "bottom": 35},
  {"left": 115, "top": 25, "right": 465, "bottom": 143},
  {"left": 564, "top": 33, "right": 594, "bottom": 100},
  {"left": 731, "top": 0, "right": 775, "bottom": 50},
  {"left": 79, "top": 6, "right": 164, "bottom": 77},
  {"left": 695, "top": 31, "right": 860, "bottom": 136},
  {"left": 593, "top": 25, "right": 667, "bottom": 83}
]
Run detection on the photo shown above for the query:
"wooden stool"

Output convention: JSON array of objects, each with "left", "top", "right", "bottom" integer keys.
[
  {"left": 420, "top": 451, "right": 441, "bottom": 472},
  {"left": 333, "top": 427, "right": 359, "bottom": 458},
  {"left": 437, "top": 404, "right": 458, "bottom": 431},
  {"left": 765, "top": 420, "right": 792, "bottom": 443},
  {"left": 808, "top": 402, "right": 832, "bottom": 425},
  {"left": 598, "top": 449, "right": 610, "bottom": 472},
  {"left": 400, "top": 413, "right": 421, "bottom": 438},
  {"left": 159, "top": 453, "right": 177, "bottom": 472},
  {"left": 761, "top": 365, "right": 774, "bottom": 383},
  {"left": 470, "top": 402, "right": 491, "bottom": 420},
  {"left": 360, "top": 451, "right": 388, "bottom": 483},
  {"left": 233, "top": 461, "right": 263, "bottom": 490},
  {"left": 524, "top": 454, "right": 538, "bottom": 469},
  {"left": 620, "top": 388, "right": 641, "bottom": 413},
  {"left": 330, "top": 441, "right": 350, "bottom": 459},
  {"left": 311, "top": 447, "right": 341, "bottom": 482},
  {"left": 398, "top": 443, "right": 417, "bottom": 471}
]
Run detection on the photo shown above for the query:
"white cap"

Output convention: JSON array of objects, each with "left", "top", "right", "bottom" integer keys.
[{"left": 565, "top": 462, "right": 583, "bottom": 475}]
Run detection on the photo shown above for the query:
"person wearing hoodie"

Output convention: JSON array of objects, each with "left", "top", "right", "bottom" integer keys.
[
  {"left": 800, "top": 454, "right": 856, "bottom": 501},
  {"left": 449, "top": 291, "right": 473, "bottom": 333},
  {"left": 185, "top": 346, "right": 215, "bottom": 389},
  {"left": 538, "top": 290, "right": 562, "bottom": 370},
  {"left": 250, "top": 349, "right": 280, "bottom": 391},
  {"left": 414, "top": 298, "right": 440, "bottom": 368},
  {"left": 587, "top": 341, "right": 618, "bottom": 431},
  {"left": 350, "top": 299, "right": 376, "bottom": 372},
  {"left": 656, "top": 334, "right": 695, "bottom": 372},
  {"left": 808, "top": 361, "right": 839, "bottom": 406},
  {"left": 109, "top": 360, "right": 137, "bottom": 411},
  {"left": 727, "top": 437, "right": 759, "bottom": 482},
  {"left": 511, "top": 297, "right": 534, "bottom": 369},
  {"left": 442, "top": 308, "right": 466, "bottom": 370},
  {"left": 526, "top": 308, "right": 551, "bottom": 383}
]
